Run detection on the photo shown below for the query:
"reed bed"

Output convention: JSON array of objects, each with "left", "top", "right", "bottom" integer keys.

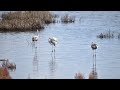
[{"left": 0, "top": 11, "right": 54, "bottom": 31}]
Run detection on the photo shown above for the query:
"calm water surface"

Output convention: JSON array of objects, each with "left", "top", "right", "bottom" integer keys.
[{"left": 0, "top": 11, "right": 120, "bottom": 79}]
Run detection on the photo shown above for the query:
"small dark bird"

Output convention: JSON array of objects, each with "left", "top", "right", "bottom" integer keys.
[{"left": 91, "top": 42, "right": 97, "bottom": 50}]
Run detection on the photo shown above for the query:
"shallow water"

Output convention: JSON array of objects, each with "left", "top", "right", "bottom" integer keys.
[{"left": 1, "top": 11, "right": 120, "bottom": 79}]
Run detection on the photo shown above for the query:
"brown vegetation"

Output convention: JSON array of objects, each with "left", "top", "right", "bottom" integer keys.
[
  {"left": 75, "top": 73, "right": 84, "bottom": 79},
  {"left": 0, "top": 67, "right": 12, "bottom": 79},
  {"left": 75, "top": 71, "right": 98, "bottom": 79},
  {"left": 89, "top": 71, "right": 98, "bottom": 79},
  {"left": 0, "top": 11, "right": 54, "bottom": 31}
]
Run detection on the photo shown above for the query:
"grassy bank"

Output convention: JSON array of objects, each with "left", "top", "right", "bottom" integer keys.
[{"left": 0, "top": 11, "right": 54, "bottom": 31}]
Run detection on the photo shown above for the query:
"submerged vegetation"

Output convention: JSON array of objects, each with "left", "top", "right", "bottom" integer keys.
[
  {"left": 0, "top": 11, "right": 55, "bottom": 31},
  {"left": 61, "top": 14, "right": 75, "bottom": 23},
  {"left": 97, "top": 30, "right": 120, "bottom": 39}
]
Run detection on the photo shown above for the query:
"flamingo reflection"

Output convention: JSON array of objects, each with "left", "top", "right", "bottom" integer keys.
[
  {"left": 33, "top": 48, "right": 39, "bottom": 79},
  {"left": 49, "top": 50, "right": 57, "bottom": 79},
  {"left": 89, "top": 55, "right": 98, "bottom": 79}
]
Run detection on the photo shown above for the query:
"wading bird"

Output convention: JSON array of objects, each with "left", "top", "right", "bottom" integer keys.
[
  {"left": 91, "top": 42, "right": 97, "bottom": 55},
  {"left": 32, "top": 29, "right": 39, "bottom": 41},
  {"left": 48, "top": 37, "right": 58, "bottom": 53}
]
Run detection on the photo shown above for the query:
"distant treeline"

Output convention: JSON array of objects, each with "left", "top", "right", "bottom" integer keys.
[{"left": 0, "top": 11, "right": 54, "bottom": 31}]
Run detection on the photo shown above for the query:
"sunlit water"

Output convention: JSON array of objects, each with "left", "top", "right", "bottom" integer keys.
[{"left": 1, "top": 11, "right": 120, "bottom": 79}]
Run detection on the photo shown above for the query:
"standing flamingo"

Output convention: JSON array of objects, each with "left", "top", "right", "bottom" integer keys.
[
  {"left": 32, "top": 29, "right": 39, "bottom": 48},
  {"left": 91, "top": 42, "right": 97, "bottom": 56},
  {"left": 48, "top": 37, "right": 58, "bottom": 53},
  {"left": 32, "top": 29, "right": 39, "bottom": 41}
]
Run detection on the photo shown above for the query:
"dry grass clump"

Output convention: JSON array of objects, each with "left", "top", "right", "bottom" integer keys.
[
  {"left": 0, "top": 11, "right": 54, "bottom": 31},
  {"left": 0, "top": 67, "right": 12, "bottom": 79},
  {"left": 75, "top": 73, "right": 85, "bottom": 79}
]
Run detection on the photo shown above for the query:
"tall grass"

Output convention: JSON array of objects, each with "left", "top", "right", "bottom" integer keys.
[{"left": 0, "top": 11, "right": 54, "bottom": 31}]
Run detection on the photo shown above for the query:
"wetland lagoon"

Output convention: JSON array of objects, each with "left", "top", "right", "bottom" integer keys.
[{"left": 0, "top": 11, "right": 120, "bottom": 79}]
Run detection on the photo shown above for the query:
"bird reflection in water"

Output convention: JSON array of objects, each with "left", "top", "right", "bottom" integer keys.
[
  {"left": 31, "top": 41, "right": 38, "bottom": 49},
  {"left": 28, "top": 40, "right": 38, "bottom": 79},
  {"left": 32, "top": 47, "right": 39, "bottom": 79},
  {"left": 28, "top": 48, "right": 39, "bottom": 79},
  {"left": 49, "top": 49, "right": 57, "bottom": 79},
  {"left": 89, "top": 54, "right": 98, "bottom": 79}
]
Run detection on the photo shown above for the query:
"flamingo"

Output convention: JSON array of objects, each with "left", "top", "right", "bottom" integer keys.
[
  {"left": 32, "top": 29, "right": 39, "bottom": 41},
  {"left": 91, "top": 42, "right": 97, "bottom": 56},
  {"left": 48, "top": 37, "right": 58, "bottom": 53}
]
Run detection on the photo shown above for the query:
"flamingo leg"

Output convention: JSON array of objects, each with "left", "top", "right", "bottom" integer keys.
[
  {"left": 93, "top": 50, "right": 96, "bottom": 56},
  {"left": 93, "top": 50, "right": 94, "bottom": 57},
  {"left": 95, "top": 55, "right": 96, "bottom": 72},
  {"left": 52, "top": 45, "right": 53, "bottom": 52},
  {"left": 54, "top": 46, "right": 56, "bottom": 59},
  {"left": 92, "top": 54, "right": 96, "bottom": 76},
  {"left": 54, "top": 46, "right": 55, "bottom": 52},
  {"left": 35, "top": 41, "right": 38, "bottom": 48}
]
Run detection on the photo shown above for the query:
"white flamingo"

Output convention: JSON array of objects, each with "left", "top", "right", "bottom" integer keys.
[
  {"left": 48, "top": 37, "right": 58, "bottom": 53},
  {"left": 32, "top": 29, "right": 39, "bottom": 41}
]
